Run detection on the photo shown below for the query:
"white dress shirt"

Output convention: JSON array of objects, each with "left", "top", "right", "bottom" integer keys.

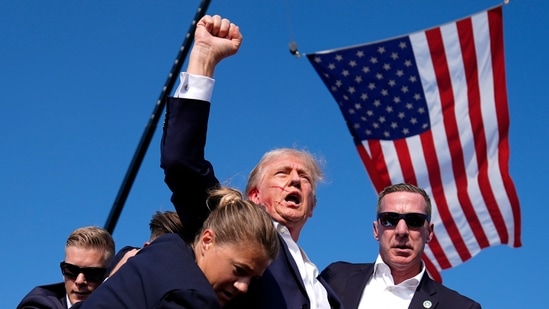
[
  {"left": 358, "top": 255, "right": 424, "bottom": 309},
  {"left": 276, "top": 222, "right": 331, "bottom": 309}
]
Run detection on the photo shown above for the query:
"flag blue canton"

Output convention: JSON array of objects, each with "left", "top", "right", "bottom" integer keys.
[{"left": 310, "top": 36, "right": 430, "bottom": 141}]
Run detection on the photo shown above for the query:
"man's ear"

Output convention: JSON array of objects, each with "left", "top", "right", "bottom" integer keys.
[
  {"left": 426, "top": 223, "right": 434, "bottom": 243},
  {"left": 248, "top": 188, "right": 260, "bottom": 204},
  {"left": 373, "top": 221, "right": 380, "bottom": 241}
]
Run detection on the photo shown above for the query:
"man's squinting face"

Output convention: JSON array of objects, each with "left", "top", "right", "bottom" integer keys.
[
  {"left": 373, "top": 191, "right": 433, "bottom": 274},
  {"left": 197, "top": 233, "right": 271, "bottom": 306},
  {"left": 63, "top": 246, "right": 107, "bottom": 305},
  {"left": 249, "top": 154, "right": 315, "bottom": 233}
]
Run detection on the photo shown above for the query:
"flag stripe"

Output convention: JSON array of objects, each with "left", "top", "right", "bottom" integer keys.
[{"left": 488, "top": 7, "right": 522, "bottom": 247}]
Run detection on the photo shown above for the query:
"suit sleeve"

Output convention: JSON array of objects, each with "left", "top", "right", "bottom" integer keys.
[{"left": 160, "top": 97, "right": 220, "bottom": 243}]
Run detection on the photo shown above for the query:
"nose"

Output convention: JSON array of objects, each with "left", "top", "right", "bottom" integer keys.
[
  {"left": 394, "top": 218, "right": 409, "bottom": 236},
  {"left": 288, "top": 170, "right": 301, "bottom": 187},
  {"left": 234, "top": 277, "right": 251, "bottom": 294},
  {"left": 74, "top": 273, "right": 87, "bottom": 285}
]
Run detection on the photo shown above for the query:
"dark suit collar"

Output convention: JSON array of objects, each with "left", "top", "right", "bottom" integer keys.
[{"left": 408, "top": 273, "right": 438, "bottom": 309}]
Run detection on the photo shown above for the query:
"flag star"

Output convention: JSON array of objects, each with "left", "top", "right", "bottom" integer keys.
[
  {"left": 391, "top": 122, "right": 398, "bottom": 129},
  {"left": 342, "top": 94, "right": 349, "bottom": 101},
  {"left": 373, "top": 100, "right": 381, "bottom": 107},
  {"left": 365, "top": 129, "right": 372, "bottom": 135},
  {"left": 388, "top": 80, "right": 396, "bottom": 87},
  {"left": 363, "top": 66, "right": 371, "bottom": 73},
  {"left": 361, "top": 93, "right": 368, "bottom": 100},
  {"left": 406, "top": 102, "right": 413, "bottom": 109},
  {"left": 330, "top": 85, "right": 337, "bottom": 92},
  {"left": 373, "top": 122, "right": 380, "bottom": 128},
  {"left": 393, "top": 96, "right": 401, "bottom": 103},
  {"left": 356, "top": 50, "right": 365, "bottom": 57},
  {"left": 381, "top": 89, "right": 388, "bottom": 96},
  {"left": 360, "top": 116, "right": 367, "bottom": 122},
  {"left": 328, "top": 63, "right": 336, "bottom": 70},
  {"left": 402, "top": 128, "right": 410, "bottom": 135},
  {"left": 335, "top": 54, "right": 343, "bottom": 61},
  {"left": 422, "top": 123, "right": 429, "bottom": 129},
  {"left": 399, "top": 41, "right": 408, "bottom": 49},
  {"left": 349, "top": 60, "right": 357, "bottom": 67},
  {"left": 348, "top": 86, "right": 356, "bottom": 94},
  {"left": 376, "top": 73, "right": 384, "bottom": 80},
  {"left": 354, "top": 123, "right": 360, "bottom": 129},
  {"left": 314, "top": 56, "right": 322, "bottom": 63},
  {"left": 391, "top": 52, "right": 399, "bottom": 60},
  {"left": 370, "top": 57, "right": 378, "bottom": 64},
  {"left": 417, "top": 107, "right": 425, "bottom": 114},
  {"left": 384, "top": 131, "right": 391, "bottom": 138},
  {"left": 348, "top": 108, "right": 355, "bottom": 114},
  {"left": 378, "top": 46, "right": 386, "bottom": 54},
  {"left": 404, "top": 60, "right": 412, "bottom": 67},
  {"left": 355, "top": 103, "right": 362, "bottom": 109},
  {"left": 342, "top": 70, "right": 350, "bottom": 77},
  {"left": 401, "top": 86, "right": 409, "bottom": 93},
  {"left": 355, "top": 76, "right": 363, "bottom": 83},
  {"left": 414, "top": 93, "right": 422, "bottom": 100},
  {"left": 398, "top": 112, "right": 405, "bottom": 119},
  {"left": 409, "top": 75, "right": 417, "bottom": 82},
  {"left": 383, "top": 63, "right": 391, "bottom": 71},
  {"left": 386, "top": 106, "right": 394, "bottom": 113},
  {"left": 368, "top": 83, "right": 376, "bottom": 90},
  {"left": 335, "top": 80, "right": 342, "bottom": 87},
  {"left": 410, "top": 117, "right": 418, "bottom": 124},
  {"left": 367, "top": 110, "right": 374, "bottom": 116},
  {"left": 396, "top": 70, "right": 404, "bottom": 77}
]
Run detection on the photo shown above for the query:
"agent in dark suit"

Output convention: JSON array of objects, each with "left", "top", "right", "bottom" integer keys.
[
  {"left": 73, "top": 187, "right": 279, "bottom": 309},
  {"left": 17, "top": 226, "right": 115, "bottom": 309},
  {"left": 106, "top": 210, "right": 184, "bottom": 277},
  {"left": 320, "top": 183, "right": 481, "bottom": 309},
  {"left": 161, "top": 14, "right": 342, "bottom": 309},
  {"left": 17, "top": 283, "right": 67, "bottom": 309}
]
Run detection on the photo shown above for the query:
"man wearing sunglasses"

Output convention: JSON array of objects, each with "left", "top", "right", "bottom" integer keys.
[
  {"left": 320, "top": 183, "right": 481, "bottom": 309},
  {"left": 17, "top": 226, "right": 115, "bottom": 309}
]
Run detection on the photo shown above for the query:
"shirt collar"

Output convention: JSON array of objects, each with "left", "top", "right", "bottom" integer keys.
[{"left": 373, "top": 254, "right": 425, "bottom": 288}]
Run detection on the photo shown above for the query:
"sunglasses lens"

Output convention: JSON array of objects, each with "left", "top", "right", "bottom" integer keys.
[
  {"left": 405, "top": 213, "right": 426, "bottom": 228},
  {"left": 60, "top": 262, "right": 106, "bottom": 283},
  {"left": 82, "top": 268, "right": 107, "bottom": 282},
  {"left": 378, "top": 213, "right": 399, "bottom": 227},
  {"left": 60, "top": 262, "right": 78, "bottom": 279}
]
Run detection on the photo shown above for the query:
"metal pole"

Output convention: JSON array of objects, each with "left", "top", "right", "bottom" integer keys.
[{"left": 104, "top": 0, "right": 212, "bottom": 234}]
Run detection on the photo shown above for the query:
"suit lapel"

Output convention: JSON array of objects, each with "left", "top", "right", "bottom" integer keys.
[
  {"left": 408, "top": 273, "right": 438, "bottom": 309},
  {"left": 343, "top": 264, "right": 374, "bottom": 309}
]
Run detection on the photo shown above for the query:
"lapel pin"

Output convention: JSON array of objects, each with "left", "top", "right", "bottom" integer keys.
[{"left": 423, "top": 300, "right": 432, "bottom": 308}]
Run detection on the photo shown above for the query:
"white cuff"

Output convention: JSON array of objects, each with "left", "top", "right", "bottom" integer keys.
[{"left": 173, "top": 72, "right": 215, "bottom": 102}]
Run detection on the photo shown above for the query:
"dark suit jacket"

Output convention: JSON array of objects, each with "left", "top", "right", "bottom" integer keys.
[
  {"left": 161, "top": 97, "right": 343, "bottom": 309},
  {"left": 320, "top": 261, "right": 481, "bottom": 309},
  {"left": 17, "top": 282, "right": 68, "bottom": 309},
  {"left": 73, "top": 234, "right": 220, "bottom": 309}
]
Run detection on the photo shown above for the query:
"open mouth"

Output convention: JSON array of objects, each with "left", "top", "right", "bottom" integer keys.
[{"left": 285, "top": 192, "right": 302, "bottom": 205}]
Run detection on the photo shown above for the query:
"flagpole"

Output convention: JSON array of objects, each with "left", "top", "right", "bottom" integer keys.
[{"left": 104, "top": 0, "right": 212, "bottom": 234}]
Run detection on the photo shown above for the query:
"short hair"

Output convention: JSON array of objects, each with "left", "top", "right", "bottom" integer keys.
[
  {"left": 65, "top": 226, "right": 115, "bottom": 265},
  {"left": 376, "top": 183, "right": 432, "bottom": 216},
  {"left": 149, "top": 210, "right": 184, "bottom": 241},
  {"left": 245, "top": 148, "right": 324, "bottom": 198},
  {"left": 198, "top": 186, "right": 279, "bottom": 261}
]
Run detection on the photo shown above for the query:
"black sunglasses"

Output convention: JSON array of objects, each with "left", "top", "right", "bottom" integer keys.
[
  {"left": 60, "top": 261, "right": 107, "bottom": 283},
  {"left": 377, "top": 212, "right": 431, "bottom": 228}
]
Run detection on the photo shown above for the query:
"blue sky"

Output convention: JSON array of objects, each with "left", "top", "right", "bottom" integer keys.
[{"left": 1, "top": 0, "right": 547, "bottom": 308}]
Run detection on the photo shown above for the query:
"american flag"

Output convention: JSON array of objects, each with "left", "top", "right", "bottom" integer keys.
[{"left": 307, "top": 5, "right": 520, "bottom": 281}]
